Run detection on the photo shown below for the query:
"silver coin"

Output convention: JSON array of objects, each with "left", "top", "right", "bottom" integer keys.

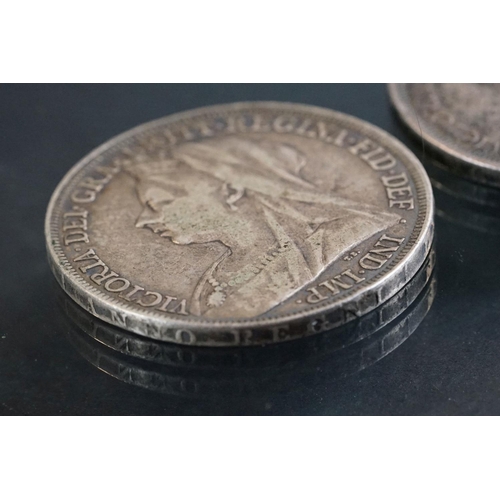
[
  {"left": 46, "top": 102, "right": 434, "bottom": 346},
  {"left": 389, "top": 83, "right": 500, "bottom": 187}
]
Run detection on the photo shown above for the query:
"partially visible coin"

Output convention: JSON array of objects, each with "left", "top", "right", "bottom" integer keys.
[
  {"left": 46, "top": 101, "right": 433, "bottom": 346},
  {"left": 389, "top": 83, "right": 500, "bottom": 187}
]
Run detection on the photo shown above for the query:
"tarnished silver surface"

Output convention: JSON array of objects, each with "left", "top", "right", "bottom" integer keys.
[
  {"left": 46, "top": 102, "right": 434, "bottom": 346},
  {"left": 389, "top": 83, "right": 500, "bottom": 187}
]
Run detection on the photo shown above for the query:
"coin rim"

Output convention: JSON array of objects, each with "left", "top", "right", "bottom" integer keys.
[
  {"left": 388, "top": 83, "right": 500, "bottom": 185},
  {"left": 45, "top": 101, "right": 434, "bottom": 342},
  {"left": 61, "top": 248, "right": 436, "bottom": 365},
  {"left": 67, "top": 272, "right": 437, "bottom": 396}
]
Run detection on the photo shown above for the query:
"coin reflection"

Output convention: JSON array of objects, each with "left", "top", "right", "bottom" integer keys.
[
  {"left": 426, "top": 160, "right": 500, "bottom": 234},
  {"left": 60, "top": 250, "right": 435, "bottom": 398}
]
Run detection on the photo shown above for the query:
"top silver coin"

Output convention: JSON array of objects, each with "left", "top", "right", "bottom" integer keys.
[
  {"left": 45, "top": 102, "right": 433, "bottom": 346},
  {"left": 389, "top": 83, "right": 500, "bottom": 187}
]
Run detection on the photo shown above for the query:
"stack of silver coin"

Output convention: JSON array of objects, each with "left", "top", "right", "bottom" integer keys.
[{"left": 45, "top": 102, "right": 435, "bottom": 349}]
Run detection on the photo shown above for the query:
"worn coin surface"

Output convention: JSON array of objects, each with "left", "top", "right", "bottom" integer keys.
[
  {"left": 46, "top": 102, "right": 434, "bottom": 346},
  {"left": 389, "top": 83, "right": 500, "bottom": 187}
]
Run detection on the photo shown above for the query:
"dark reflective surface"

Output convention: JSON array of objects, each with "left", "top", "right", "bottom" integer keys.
[
  {"left": 427, "top": 160, "right": 500, "bottom": 234},
  {"left": 60, "top": 250, "right": 435, "bottom": 399},
  {"left": 1, "top": 84, "right": 500, "bottom": 415}
]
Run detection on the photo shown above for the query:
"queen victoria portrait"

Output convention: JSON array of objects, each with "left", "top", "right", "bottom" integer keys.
[{"left": 123, "top": 134, "right": 400, "bottom": 319}]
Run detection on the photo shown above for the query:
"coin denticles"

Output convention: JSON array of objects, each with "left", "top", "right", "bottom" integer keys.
[{"left": 46, "top": 102, "right": 433, "bottom": 345}]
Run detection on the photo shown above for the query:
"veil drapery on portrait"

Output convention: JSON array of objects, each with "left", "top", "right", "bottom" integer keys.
[{"left": 126, "top": 136, "right": 400, "bottom": 319}]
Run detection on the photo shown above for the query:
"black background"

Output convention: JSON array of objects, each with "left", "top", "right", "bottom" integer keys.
[{"left": 1, "top": 84, "right": 499, "bottom": 415}]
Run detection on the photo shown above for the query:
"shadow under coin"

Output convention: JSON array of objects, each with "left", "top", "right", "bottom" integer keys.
[{"left": 58, "top": 248, "right": 436, "bottom": 400}]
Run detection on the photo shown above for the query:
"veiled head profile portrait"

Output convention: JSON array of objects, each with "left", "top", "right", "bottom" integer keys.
[{"left": 123, "top": 134, "right": 400, "bottom": 319}]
